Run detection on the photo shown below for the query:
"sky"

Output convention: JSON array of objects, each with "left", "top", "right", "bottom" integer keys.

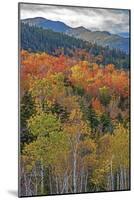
[{"left": 20, "top": 3, "right": 130, "bottom": 34}]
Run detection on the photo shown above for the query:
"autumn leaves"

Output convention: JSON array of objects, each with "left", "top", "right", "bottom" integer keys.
[{"left": 20, "top": 50, "right": 129, "bottom": 196}]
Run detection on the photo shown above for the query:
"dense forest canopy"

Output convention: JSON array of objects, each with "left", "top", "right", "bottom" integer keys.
[
  {"left": 21, "top": 23, "right": 129, "bottom": 70},
  {"left": 20, "top": 49, "right": 130, "bottom": 196}
]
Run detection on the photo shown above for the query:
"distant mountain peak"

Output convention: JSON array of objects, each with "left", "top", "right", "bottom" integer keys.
[
  {"left": 101, "top": 31, "right": 111, "bottom": 35},
  {"left": 31, "top": 17, "right": 46, "bottom": 20},
  {"left": 74, "top": 26, "right": 91, "bottom": 32},
  {"left": 22, "top": 17, "right": 71, "bottom": 33},
  {"left": 23, "top": 17, "right": 47, "bottom": 21},
  {"left": 93, "top": 30, "right": 111, "bottom": 36},
  {"left": 118, "top": 32, "right": 129, "bottom": 38}
]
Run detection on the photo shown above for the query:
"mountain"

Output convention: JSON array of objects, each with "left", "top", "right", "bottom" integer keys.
[
  {"left": 22, "top": 17, "right": 71, "bottom": 33},
  {"left": 66, "top": 29, "right": 129, "bottom": 53},
  {"left": 21, "top": 23, "right": 129, "bottom": 69},
  {"left": 118, "top": 32, "right": 129, "bottom": 38},
  {"left": 22, "top": 17, "right": 129, "bottom": 53},
  {"left": 66, "top": 26, "right": 91, "bottom": 36}
]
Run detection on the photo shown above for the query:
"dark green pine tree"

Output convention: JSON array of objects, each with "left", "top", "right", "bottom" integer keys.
[{"left": 20, "top": 91, "right": 36, "bottom": 150}]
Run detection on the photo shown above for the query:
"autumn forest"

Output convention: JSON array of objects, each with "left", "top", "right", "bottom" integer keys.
[{"left": 19, "top": 4, "right": 130, "bottom": 197}]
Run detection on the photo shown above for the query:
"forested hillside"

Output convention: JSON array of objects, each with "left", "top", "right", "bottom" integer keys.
[
  {"left": 20, "top": 50, "right": 130, "bottom": 196},
  {"left": 22, "top": 17, "right": 129, "bottom": 53},
  {"left": 21, "top": 23, "right": 129, "bottom": 69}
]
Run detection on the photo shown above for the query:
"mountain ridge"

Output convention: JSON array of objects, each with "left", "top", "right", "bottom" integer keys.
[{"left": 21, "top": 17, "right": 129, "bottom": 53}]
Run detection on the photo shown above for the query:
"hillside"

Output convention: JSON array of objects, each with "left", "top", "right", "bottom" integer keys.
[
  {"left": 67, "top": 28, "right": 129, "bottom": 53},
  {"left": 22, "top": 17, "right": 71, "bottom": 33},
  {"left": 21, "top": 23, "right": 129, "bottom": 69},
  {"left": 22, "top": 17, "right": 129, "bottom": 53}
]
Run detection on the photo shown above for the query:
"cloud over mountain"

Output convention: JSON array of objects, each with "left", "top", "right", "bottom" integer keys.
[{"left": 20, "top": 3, "right": 129, "bottom": 35}]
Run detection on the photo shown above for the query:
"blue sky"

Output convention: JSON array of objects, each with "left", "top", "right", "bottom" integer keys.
[{"left": 20, "top": 3, "right": 129, "bottom": 34}]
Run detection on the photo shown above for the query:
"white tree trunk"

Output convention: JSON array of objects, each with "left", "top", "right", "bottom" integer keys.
[
  {"left": 73, "top": 149, "right": 77, "bottom": 193},
  {"left": 40, "top": 163, "right": 44, "bottom": 194}
]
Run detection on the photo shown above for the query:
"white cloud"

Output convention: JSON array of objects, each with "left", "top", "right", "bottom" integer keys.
[{"left": 20, "top": 3, "right": 130, "bottom": 34}]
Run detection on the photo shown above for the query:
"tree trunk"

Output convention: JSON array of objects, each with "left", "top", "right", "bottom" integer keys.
[
  {"left": 49, "top": 168, "right": 52, "bottom": 194},
  {"left": 80, "top": 168, "right": 84, "bottom": 193},
  {"left": 24, "top": 173, "right": 28, "bottom": 196},
  {"left": 110, "top": 159, "right": 114, "bottom": 190},
  {"left": 55, "top": 175, "right": 59, "bottom": 194},
  {"left": 73, "top": 148, "right": 77, "bottom": 193},
  {"left": 117, "top": 172, "right": 120, "bottom": 190},
  {"left": 40, "top": 163, "right": 44, "bottom": 194},
  {"left": 84, "top": 172, "right": 88, "bottom": 192},
  {"left": 120, "top": 166, "right": 124, "bottom": 190}
]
